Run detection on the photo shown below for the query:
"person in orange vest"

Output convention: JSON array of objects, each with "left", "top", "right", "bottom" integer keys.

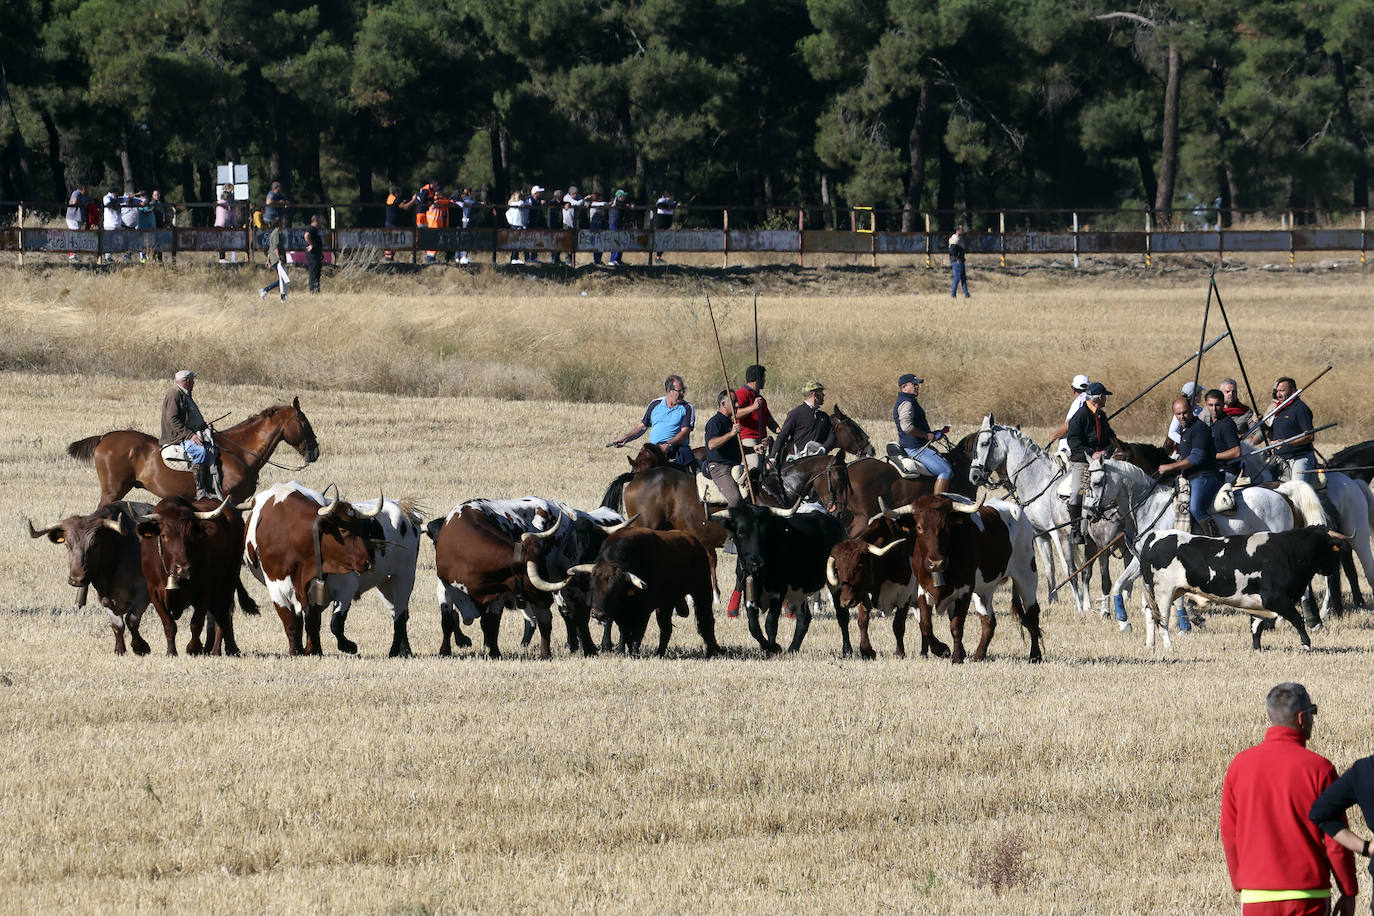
[
  {"left": 412, "top": 181, "right": 435, "bottom": 262},
  {"left": 426, "top": 186, "right": 451, "bottom": 263}
]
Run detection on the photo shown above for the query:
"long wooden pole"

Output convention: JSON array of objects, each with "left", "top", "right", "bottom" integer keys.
[
  {"left": 1047, "top": 532, "right": 1125, "bottom": 596},
  {"left": 705, "top": 294, "right": 757, "bottom": 503},
  {"left": 1108, "top": 332, "right": 1230, "bottom": 420}
]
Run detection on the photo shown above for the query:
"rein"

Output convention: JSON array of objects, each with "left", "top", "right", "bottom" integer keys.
[
  {"left": 213, "top": 422, "right": 314, "bottom": 472},
  {"left": 977, "top": 427, "right": 1064, "bottom": 507}
]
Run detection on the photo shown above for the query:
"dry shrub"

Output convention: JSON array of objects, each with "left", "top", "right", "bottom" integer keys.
[{"left": 968, "top": 829, "right": 1036, "bottom": 894}]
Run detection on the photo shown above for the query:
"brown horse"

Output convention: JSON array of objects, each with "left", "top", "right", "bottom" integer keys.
[{"left": 67, "top": 397, "right": 321, "bottom": 506}]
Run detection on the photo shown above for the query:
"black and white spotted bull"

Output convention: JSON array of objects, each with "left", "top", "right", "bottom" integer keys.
[
  {"left": 427, "top": 498, "right": 629, "bottom": 658},
  {"left": 323, "top": 496, "right": 425, "bottom": 657},
  {"left": 717, "top": 501, "right": 846, "bottom": 654},
  {"left": 28, "top": 501, "right": 153, "bottom": 655},
  {"left": 530, "top": 528, "right": 720, "bottom": 657},
  {"left": 1136, "top": 526, "right": 1350, "bottom": 651}
]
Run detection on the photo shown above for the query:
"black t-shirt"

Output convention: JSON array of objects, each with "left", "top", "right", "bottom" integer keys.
[
  {"left": 704, "top": 412, "right": 741, "bottom": 465},
  {"left": 1271, "top": 397, "right": 1314, "bottom": 457},
  {"left": 1210, "top": 415, "right": 1241, "bottom": 474},
  {"left": 305, "top": 226, "right": 322, "bottom": 259},
  {"left": 1178, "top": 418, "right": 1218, "bottom": 477}
]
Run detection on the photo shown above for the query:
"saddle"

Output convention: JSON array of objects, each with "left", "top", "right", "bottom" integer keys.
[
  {"left": 698, "top": 463, "right": 751, "bottom": 505},
  {"left": 160, "top": 443, "right": 193, "bottom": 471},
  {"left": 883, "top": 443, "right": 934, "bottom": 480}
]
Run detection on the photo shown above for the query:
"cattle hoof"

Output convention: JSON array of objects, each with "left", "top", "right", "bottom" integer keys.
[
  {"left": 1300, "top": 644, "right": 1312, "bottom": 651},
  {"left": 860, "top": 648, "right": 876, "bottom": 660},
  {"left": 453, "top": 632, "right": 472, "bottom": 649},
  {"left": 931, "top": 642, "right": 951, "bottom": 659},
  {"left": 336, "top": 637, "right": 359, "bottom": 655},
  {"left": 388, "top": 642, "right": 413, "bottom": 659},
  {"left": 132, "top": 640, "right": 150, "bottom": 656},
  {"left": 894, "top": 650, "right": 906, "bottom": 659},
  {"left": 840, "top": 646, "right": 853, "bottom": 658},
  {"left": 1029, "top": 653, "right": 1043, "bottom": 664}
]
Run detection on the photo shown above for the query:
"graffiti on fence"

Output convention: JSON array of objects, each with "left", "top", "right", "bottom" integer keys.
[
  {"left": 1001, "top": 233, "right": 1075, "bottom": 254},
  {"left": 175, "top": 229, "right": 249, "bottom": 251},
  {"left": 654, "top": 230, "right": 725, "bottom": 252},
  {"left": 576, "top": 230, "right": 651, "bottom": 252},
  {"left": 22, "top": 229, "right": 101, "bottom": 252},
  {"left": 337, "top": 228, "right": 414, "bottom": 250},
  {"left": 496, "top": 229, "right": 573, "bottom": 252},
  {"left": 727, "top": 230, "right": 798, "bottom": 252}
]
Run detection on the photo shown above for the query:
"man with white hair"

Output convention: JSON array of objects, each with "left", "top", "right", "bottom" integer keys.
[{"left": 160, "top": 370, "right": 222, "bottom": 500}]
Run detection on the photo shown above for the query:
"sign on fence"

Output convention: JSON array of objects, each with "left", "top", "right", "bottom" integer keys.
[
  {"left": 727, "top": 230, "right": 798, "bottom": 252},
  {"left": 576, "top": 230, "right": 651, "bottom": 252},
  {"left": 337, "top": 228, "right": 414, "bottom": 250},
  {"left": 654, "top": 230, "right": 725, "bottom": 252},
  {"left": 496, "top": 229, "right": 573, "bottom": 252},
  {"left": 872, "top": 233, "right": 928, "bottom": 254},
  {"left": 22, "top": 228, "right": 100, "bottom": 252},
  {"left": 802, "top": 231, "right": 871, "bottom": 253},
  {"left": 252, "top": 229, "right": 329, "bottom": 250},
  {"left": 416, "top": 228, "right": 491, "bottom": 252},
  {"left": 1001, "top": 232, "right": 1075, "bottom": 254},
  {"left": 175, "top": 228, "right": 249, "bottom": 251}
]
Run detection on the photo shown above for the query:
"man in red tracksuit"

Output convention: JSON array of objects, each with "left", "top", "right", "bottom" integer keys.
[{"left": 1221, "top": 683, "right": 1358, "bottom": 915}]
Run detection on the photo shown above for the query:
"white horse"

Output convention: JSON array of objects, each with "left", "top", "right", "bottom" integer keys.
[
  {"left": 1084, "top": 456, "right": 1330, "bottom": 648},
  {"left": 968, "top": 415, "right": 1120, "bottom": 615}
]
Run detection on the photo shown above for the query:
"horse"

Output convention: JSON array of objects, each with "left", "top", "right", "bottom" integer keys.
[
  {"left": 1326, "top": 439, "right": 1374, "bottom": 485},
  {"left": 67, "top": 397, "right": 321, "bottom": 506},
  {"left": 1082, "top": 456, "right": 1337, "bottom": 646},
  {"left": 968, "top": 415, "right": 1121, "bottom": 615},
  {"left": 1111, "top": 439, "right": 1173, "bottom": 476}
]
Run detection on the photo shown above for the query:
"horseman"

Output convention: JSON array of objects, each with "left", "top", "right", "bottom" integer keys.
[
  {"left": 1045, "top": 373, "right": 1091, "bottom": 449},
  {"left": 1158, "top": 396, "right": 1223, "bottom": 537},
  {"left": 735, "top": 365, "right": 778, "bottom": 472},
  {"left": 893, "top": 373, "right": 952, "bottom": 496},
  {"left": 1066, "top": 381, "right": 1115, "bottom": 544},
  {"left": 1205, "top": 388, "right": 1243, "bottom": 482},
  {"left": 160, "top": 369, "right": 223, "bottom": 500},
  {"left": 612, "top": 375, "right": 696, "bottom": 468},
  {"left": 770, "top": 380, "right": 836, "bottom": 463},
  {"left": 1164, "top": 381, "right": 1209, "bottom": 457},
  {"left": 1261, "top": 376, "right": 1316, "bottom": 482}
]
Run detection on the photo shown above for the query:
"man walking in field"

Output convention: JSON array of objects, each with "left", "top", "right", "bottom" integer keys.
[
  {"left": 258, "top": 216, "right": 289, "bottom": 302},
  {"left": 949, "top": 225, "right": 970, "bottom": 298},
  {"left": 1221, "top": 682, "right": 1358, "bottom": 916}
]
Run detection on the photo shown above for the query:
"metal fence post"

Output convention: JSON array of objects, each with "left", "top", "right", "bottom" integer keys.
[
  {"left": 1362, "top": 209, "right": 1367, "bottom": 266},
  {"left": 924, "top": 213, "right": 931, "bottom": 268},
  {"left": 1144, "top": 210, "right": 1152, "bottom": 268},
  {"left": 723, "top": 209, "right": 729, "bottom": 268},
  {"left": 999, "top": 210, "right": 1006, "bottom": 268},
  {"left": 797, "top": 207, "right": 804, "bottom": 268},
  {"left": 1288, "top": 209, "right": 1295, "bottom": 267},
  {"left": 1072, "top": 211, "right": 1080, "bottom": 269}
]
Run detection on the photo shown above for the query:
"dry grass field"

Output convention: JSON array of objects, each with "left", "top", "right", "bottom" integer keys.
[{"left": 2, "top": 269, "right": 1373, "bottom": 914}]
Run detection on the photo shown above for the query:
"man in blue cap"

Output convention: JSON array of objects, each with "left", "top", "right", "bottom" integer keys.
[{"left": 893, "top": 373, "right": 952, "bottom": 495}]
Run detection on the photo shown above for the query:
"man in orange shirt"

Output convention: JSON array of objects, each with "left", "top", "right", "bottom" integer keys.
[{"left": 1221, "top": 683, "right": 1358, "bottom": 915}]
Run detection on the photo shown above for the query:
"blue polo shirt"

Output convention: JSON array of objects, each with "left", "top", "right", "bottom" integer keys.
[{"left": 641, "top": 397, "right": 694, "bottom": 446}]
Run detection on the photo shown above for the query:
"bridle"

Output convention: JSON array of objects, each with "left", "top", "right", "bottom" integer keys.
[
  {"left": 972, "top": 425, "right": 1063, "bottom": 507},
  {"left": 212, "top": 407, "right": 317, "bottom": 473}
]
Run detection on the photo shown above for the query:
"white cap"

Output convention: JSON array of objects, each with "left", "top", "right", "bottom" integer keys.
[
  {"left": 531, "top": 185, "right": 545, "bottom": 193},
  {"left": 1071, "top": 374, "right": 1090, "bottom": 391},
  {"left": 174, "top": 369, "right": 196, "bottom": 382},
  {"left": 1181, "top": 381, "right": 1200, "bottom": 397}
]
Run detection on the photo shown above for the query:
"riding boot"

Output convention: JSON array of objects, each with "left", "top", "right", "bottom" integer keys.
[
  {"left": 1068, "top": 503, "right": 1085, "bottom": 544},
  {"left": 1200, "top": 517, "right": 1220, "bottom": 538},
  {"left": 193, "top": 464, "right": 212, "bottom": 501}
]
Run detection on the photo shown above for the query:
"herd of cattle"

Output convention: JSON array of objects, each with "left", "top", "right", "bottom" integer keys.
[{"left": 25, "top": 398, "right": 1366, "bottom": 661}]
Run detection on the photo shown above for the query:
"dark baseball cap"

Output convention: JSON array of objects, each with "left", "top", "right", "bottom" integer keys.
[
  {"left": 898, "top": 373, "right": 924, "bottom": 386},
  {"left": 1085, "top": 382, "right": 1112, "bottom": 396}
]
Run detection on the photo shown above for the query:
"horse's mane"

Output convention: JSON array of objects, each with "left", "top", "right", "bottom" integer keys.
[
  {"left": 227, "top": 404, "right": 290, "bottom": 429},
  {"left": 1102, "top": 458, "right": 1154, "bottom": 491},
  {"left": 1000, "top": 423, "right": 1049, "bottom": 459}
]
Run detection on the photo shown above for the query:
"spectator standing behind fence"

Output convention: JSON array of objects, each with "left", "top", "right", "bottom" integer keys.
[
  {"left": 215, "top": 191, "right": 236, "bottom": 263},
  {"left": 457, "top": 188, "right": 474, "bottom": 265},
  {"left": 549, "top": 189, "right": 565, "bottom": 264},
  {"left": 305, "top": 214, "right": 323, "bottom": 293},
  {"left": 564, "top": 186, "right": 583, "bottom": 231},
  {"left": 506, "top": 189, "right": 526, "bottom": 265},
  {"left": 949, "top": 224, "right": 970, "bottom": 298},
  {"left": 383, "top": 185, "right": 412, "bottom": 262},
  {"left": 1221, "top": 682, "right": 1358, "bottom": 916},
  {"left": 65, "top": 185, "right": 90, "bottom": 262},
  {"left": 264, "top": 181, "right": 288, "bottom": 226},
  {"left": 524, "top": 185, "right": 546, "bottom": 263},
  {"left": 654, "top": 190, "right": 677, "bottom": 263},
  {"left": 588, "top": 192, "right": 607, "bottom": 264},
  {"left": 608, "top": 189, "right": 628, "bottom": 265}
]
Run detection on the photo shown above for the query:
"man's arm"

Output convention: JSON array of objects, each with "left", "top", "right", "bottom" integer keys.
[
  {"left": 666, "top": 424, "right": 691, "bottom": 448},
  {"left": 1220, "top": 768, "right": 1242, "bottom": 891},
  {"left": 771, "top": 410, "right": 797, "bottom": 459},
  {"left": 613, "top": 422, "right": 647, "bottom": 447},
  {"left": 707, "top": 421, "right": 740, "bottom": 450}
]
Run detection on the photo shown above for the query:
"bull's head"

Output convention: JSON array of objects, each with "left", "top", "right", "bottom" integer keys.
[
  {"left": 29, "top": 513, "right": 126, "bottom": 588},
  {"left": 890, "top": 493, "right": 984, "bottom": 593},
  {"left": 826, "top": 535, "right": 907, "bottom": 608},
  {"left": 136, "top": 497, "right": 231, "bottom": 587},
  {"left": 584, "top": 564, "right": 647, "bottom": 623},
  {"left": 314, "top": 488, "right": 383, "bottom": 575}
]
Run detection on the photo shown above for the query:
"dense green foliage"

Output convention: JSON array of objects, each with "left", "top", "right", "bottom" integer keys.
[{"left": 1, "top": 0, "right": 1371, "bottom": 226}]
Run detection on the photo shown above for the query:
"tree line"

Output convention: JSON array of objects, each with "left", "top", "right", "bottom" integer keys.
[{"left": 1, "top": 0, "right": 1370, "bottom": 229}]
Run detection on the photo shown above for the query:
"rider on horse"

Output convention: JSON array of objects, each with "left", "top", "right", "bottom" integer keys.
[
  {"left": 1066, "top": 381, "right": 1115, "bottom": 544},
  {"left": 613, "top": 375, "right": 696, "bottom": 468},
  {"left": 160, "top": 369, "right": 223, "bottom": 500},
  {"left": 770, "top": 380, "right": 836, "bottom": 464},
  {"left": 1157, "top": 396, "right": 1223, "bottom": 537},
  {"left": 893, "top": 373, "right": 952, "bottom": 496}
]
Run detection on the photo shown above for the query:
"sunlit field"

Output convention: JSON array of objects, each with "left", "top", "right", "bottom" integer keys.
[{"left": 2, "top": 267, "right": 1372, "bottom": 913}]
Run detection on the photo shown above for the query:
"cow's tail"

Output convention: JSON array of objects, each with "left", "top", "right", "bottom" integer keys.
[
  {"left": 1277, "top": 480, "right": 1327, "bottom": 528},
  {"left": 600, "top": 472, "right": 632, "bottom": 512},
  {"left": 67, "top": 435, "right": 104, "bottom": 462},
  {"left": 236, "top": 576, "right": 260, "bottom": 615}
]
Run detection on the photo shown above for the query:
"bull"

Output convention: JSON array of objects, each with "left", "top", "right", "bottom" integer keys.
[
  {"left": 135, "top": 496, "right": 259, "bottom": 656},
  {"left": 243, "top": 482, "right": 380, "bottom": 656},
  {"left": 28, "top": 501, "right": 154, "bottom": 655},
  {"left": 881, "top": 493, "right": 1043, "bottom": 664},
  {"left": 528, "top": 527, "right": 719, "bottom": 657},
  {"left": 323, "top": 496, "right": 426, "bottom": 657},
  {"left": 825, "top": 518, "right": 940, "bottom": 659},
  {"left": 716, "top": 501, "right": 846, "bottom": 654}
]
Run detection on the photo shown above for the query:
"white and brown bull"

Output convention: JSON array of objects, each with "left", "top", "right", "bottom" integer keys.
[
  {"left": 28, "top": 501, "right": 153, "bottom": 654},
  {"left": 825, "top": 518, "right": 927, "bottom": 659},
  {"left": 243, "top": 482, "right": 380, "bottom": 656},
  {"left": 878, "top": 493, "right": 1043, "bottom": 664}
]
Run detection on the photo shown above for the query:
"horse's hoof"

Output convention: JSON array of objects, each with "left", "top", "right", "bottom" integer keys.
[
  {"left": 932, "top": 643, "right": 951, "bottom": 659},
  {"left": 337, "top": 638, "right": 359, "bottom": 655}
]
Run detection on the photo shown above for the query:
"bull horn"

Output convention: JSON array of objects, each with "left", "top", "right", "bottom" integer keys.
[
  {"left": 624, "top": 571, "right": 647, "bottom": 590},
  {"left": 597, "top": 513, "right": 639, "bottom": 534},
  {"left": 949, "top": 492, "right": 986, "bottom": 515},
  {"left": 528, "top": 510, "right": 563, "bottom": 539},
  {"left": 135, "top": 512, "right": 160, "bottom": 525},
  {"left": 525, "top": 559, "right": 572, "bottom": 592},
  {"left": 1328, "top": 530, "right": 1350, "bottom": 540},
  {"left": 868, "top": 497, "right": 913, "bottom": 525},
  {"left": 826, "top": 556, "right": 839, "bottom": 587},
  {"left": 356, "top": 494, "right": 386, "bottom": 519},
  {"left": 710, "top": 509, "right": 731, "bottom": 520},
  {"left": 317, "top": 486, "right": 342, "bottom": 518},
  {"left": 766, "top": 495, "right": 805, "bottom": 518},
  {"left": 866, "top": 538, "right": 906, "bottom": 557},
  {"left": 566, "top": 564, "right": 596, "bottom": 576},
  {"left": 193, "top": 496, "right": 232, "bottom": 521},
  {"left": 101, "top": 517, "right": 126, "bottom": 534},
  {"left": 27, "top": 519, "right": 58, "bottom": 539}
]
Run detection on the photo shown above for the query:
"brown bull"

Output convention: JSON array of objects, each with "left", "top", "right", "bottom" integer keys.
[
  {"left": 28, "top": 501, "right": 154, "bottom": 655},
  {"left": 66, "top": 398, "right": 320, "bottom": 506},
  {"left": 136, "top": 496, "right": 258, "bottom": 656},
  {"left": 243, "top": 483, "right": 380, "bottom": 656}
]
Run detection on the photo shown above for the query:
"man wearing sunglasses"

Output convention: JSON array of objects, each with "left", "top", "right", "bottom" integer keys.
[
  {"left": 1222, "top": 683, "right": 1358, "bottom": 915},
  {"left": 613, "top": 375, "right": 696, "bottom": 468}
]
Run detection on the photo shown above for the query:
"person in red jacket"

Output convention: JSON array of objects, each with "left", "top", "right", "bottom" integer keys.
[{"left": 1221, "top": 682, "right": 1358, "bottom": 915}]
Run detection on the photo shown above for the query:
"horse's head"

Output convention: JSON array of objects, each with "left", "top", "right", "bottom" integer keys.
[
  {"left": 968, "top": 413, "right": 1003, "bottom": 486},
  {"left": 1083, "top": 455, "right": 1125, "bottom": 522},
  {"left": 830, "top": 405, "right": 874, "bottom": 458},
  {"left": 286, "top": 397, "right": 320, "bottom": 463},
  {"left": 629, "top": 442, "right": 671, "bottom": 472}
]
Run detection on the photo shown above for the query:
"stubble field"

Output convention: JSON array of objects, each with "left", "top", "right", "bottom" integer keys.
[{"left": 1, "top": 265, "right": 1372, "bottom": 914}]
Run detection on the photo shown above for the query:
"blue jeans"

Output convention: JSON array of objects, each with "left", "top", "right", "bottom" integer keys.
[
  {"left": 1286, "top": 453, "right": 1315, "bottom": 482},
  {"left": 904, "top": 446, "right": 952, "bottom": 479},
  {"left": 1189, "top": 473, "right": 1223, "bottom": 526},
  {"left": 183, "top": 439, "right": 211, "bottom": 466},
  {"left": 951, "top": 261, "right": 969, "bottom": 297}
]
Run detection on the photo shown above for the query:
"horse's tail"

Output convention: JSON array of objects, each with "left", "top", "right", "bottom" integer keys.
[
  {"left": 67, "top": 435, "right": 104, "bottom": 462},
  {"left": 600, "top": 472, "right": 632, "bottom": 512},
  {"left": 236, "top": 577, "right": 261, "bottom": 616},
  {"left": 1277, "top": 480, "right": 1327, "bottom": 528}
]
